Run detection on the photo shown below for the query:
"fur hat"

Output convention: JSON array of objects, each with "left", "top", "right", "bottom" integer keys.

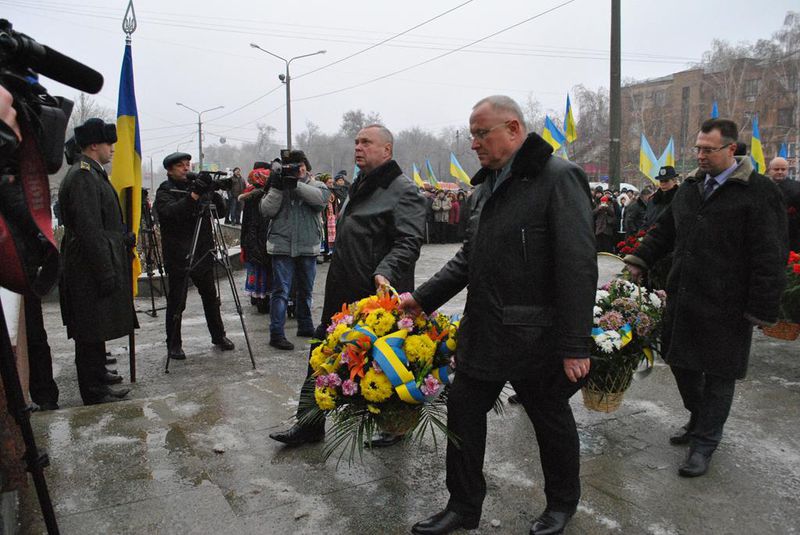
[
  {"left": 285, "top": 150, "right": 311, "bottom": 172},
  {"left": 74, "top": 118, "right": 117, "bottom": 148}
]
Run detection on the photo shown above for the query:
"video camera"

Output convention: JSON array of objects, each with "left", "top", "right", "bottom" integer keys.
[
  {"left": 0, "top": 18, "right": 104, "bottom": 296},
  {"left": 266, "top": 148, "right": 308, "bottom": 190},
  {"left": 186, "top": 170, "right": 233, "bottom": 194}
]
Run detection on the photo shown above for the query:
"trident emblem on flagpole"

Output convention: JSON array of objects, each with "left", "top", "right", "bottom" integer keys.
[{"left": 123, "top": 0, "right": 137, "bottom": 41}]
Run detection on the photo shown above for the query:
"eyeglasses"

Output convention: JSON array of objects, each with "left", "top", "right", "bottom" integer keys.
[
  {"left": 692, "top": 143, "right": 731, "bottom": 155},
  {"left": 469, "top": 121, "right": 511, "bottom": 141}
]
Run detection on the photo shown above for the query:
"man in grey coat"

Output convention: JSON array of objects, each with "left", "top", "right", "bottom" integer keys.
[{"left": 260, "top": 150, "right": 328, "bottom": 350}]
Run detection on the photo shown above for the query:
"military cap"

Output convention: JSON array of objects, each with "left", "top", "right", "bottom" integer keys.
[
  {"left": 657, "top": 166, "right": 679, "bottom": 181},
  {"left": 74, "top": 118, "right": 117, "bottom": 148},
  {"left": 163, "top": 152, "right": 192, "bottom": 170}
]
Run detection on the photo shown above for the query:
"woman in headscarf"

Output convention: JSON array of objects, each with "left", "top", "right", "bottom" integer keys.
[{"left": 239, "top": 166, "right": 272, "bottom": 313}]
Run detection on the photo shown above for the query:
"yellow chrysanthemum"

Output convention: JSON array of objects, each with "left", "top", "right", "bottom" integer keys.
[
  {"left": 367, "top": 404, "right": 381, "bottom": 414},
  {"left": 404, "top": 334, "right": 436, "bottom": 365},
  {"left": 325, "top": 322, "right": 351, "bottom": 349},
  {"left": 414, "top": 315, "right": 428, "bottom": 329},
  {"left": 361, "top": 369, "right": 393, "bottom": 402},
  {"left": 365, "top": 309, "right": 396, "bottom": 337},
  {"left": 315, "top": 386, "right": 337, "bottom": 410},
  {"left": 309, "top": 345, "right": 329, "bottom": 372}
]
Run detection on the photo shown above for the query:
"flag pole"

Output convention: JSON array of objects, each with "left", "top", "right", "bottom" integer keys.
[{"left": 122, "top": 0, "right": 137, "bottom": 382}]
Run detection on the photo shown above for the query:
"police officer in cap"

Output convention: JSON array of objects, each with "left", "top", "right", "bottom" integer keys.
[
  {"left": 58, "top": 118, "right": 135, "bottom": 405},
  {"left": 644, "top": 165, "right": 680, "bottom": 227},
  {"left": 154, "top": 152, "right": 235, "bottom": 360}
]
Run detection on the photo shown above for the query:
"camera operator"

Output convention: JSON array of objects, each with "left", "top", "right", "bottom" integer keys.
[
  {"left": 154, "top": 152, "right": 235, "bottom": 360},
  {"left": 259, "top": 150, "right": 328, "bottom": 350},
  {"left": 58, "top": 118, "right": 134, "bottom": 405}
]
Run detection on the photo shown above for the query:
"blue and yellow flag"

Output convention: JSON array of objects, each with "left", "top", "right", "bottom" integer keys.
[
  {"left": 449, "top": 152, "right": 471, "bottom": 185},
  {"left": 564, "top": 94, "right": 577, "bottom": 143},
  {"left": 658, "top": 137, "right": 675, "bottom": 168},
  {"left": 425, "top": 159, "right": 440, "bottom": 188},
  {"left": 639, "top": 133, "right": 659, "bottom": 183},
  {"left": 542, "top": 115, "right": 566, "bottom": 151},
  {"left": 751, "top": 115, "right": 766, "bottom": 174},
  {"left": 711, "top": 100, "right": 719, "bottom": 119},
  {"left": 411, "top": 163, "right": 426, "bottom": 188},
  {"left": 113, "top": 41, "right": 142, "bottom": 294}
]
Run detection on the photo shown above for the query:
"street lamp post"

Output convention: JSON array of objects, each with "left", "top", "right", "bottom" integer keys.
[
  {"left": 175, "top": 103, "right": 224, "bottom": 170},
  {"left": 250, "top": 43, "right": 326, "bottom": 150}
]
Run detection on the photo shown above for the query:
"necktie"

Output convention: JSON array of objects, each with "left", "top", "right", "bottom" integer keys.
[{"left": 703, "top": 178, "right": 716, "bottom": 200}]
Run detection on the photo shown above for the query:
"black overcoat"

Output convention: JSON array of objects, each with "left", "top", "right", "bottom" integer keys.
[
  {"left": 58, "top": 155, "right": 136, "bottom": 342},
  {"left": 319, "top": 160, "right": 426, "bottom": 327},
  {"left": 628, "top": 157, "right": 788, "bottom": 379},
  {"left": 154, "top": 177, "right": 226, "bottom": 274},
  {"left": 239, "top": 189, "right": 269, "bottom": 266},
  {"left": 413, "top": 133, "right": 597, "bottom": 381}
]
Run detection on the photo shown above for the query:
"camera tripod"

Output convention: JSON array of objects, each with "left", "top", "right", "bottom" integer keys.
[
  {"left": 136, "top": 196, "right": 167, "bottom": 318},
  {"left": 164, "top": 199, "right": 255, "bottom": 373}
]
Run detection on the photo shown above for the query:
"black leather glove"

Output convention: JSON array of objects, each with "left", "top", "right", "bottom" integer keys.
[
  {"left": 283, "top": 176, "right": 298, "bottom": 190},
  {"left": 270, "top": 173, "right": 284, "bottom": 190},
  {"left": 98, "top": 276, "right": 117, "bottom": 296},
  {"left": 123, "top": 231, "right": 136, "bottom": 248}
]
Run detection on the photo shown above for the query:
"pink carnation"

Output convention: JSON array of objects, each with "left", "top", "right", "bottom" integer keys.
[
  {"left": 420, "top": 374, "right": 442, "bottom": 397},
  {"left": 326, "top": 373, "right": 342, "bottom": 387},
  {"left": 397, "top": 317, "right": 415, "bottom": 331},
  {"left": 341, "top": 380, "right": 358, "bottom": 396},
  {"left": 315, "top": 376, "right": 327, "bottom": 388},
  {"left": 598, "top": 310, "right": 626, "bottom": 331}
]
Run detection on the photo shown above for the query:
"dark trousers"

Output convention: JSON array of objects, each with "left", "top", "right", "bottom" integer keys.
[
  {"left": 295, "top": 323, "right": 328, "bottom": 429},
  {"left": 75, "top": 339, "right": 106, "bottom": 404},
  {"left": 445, "top": 368, "right": 583, "bottom": 522},
  {"left": 24, "top": 295, "right": 58, "bottom": 405},
  {"left": 670, "top": 365, "right": 736, "bottom": 454},
  {"left": 165, "top": 267, "right": 225, "bottom": 349}
]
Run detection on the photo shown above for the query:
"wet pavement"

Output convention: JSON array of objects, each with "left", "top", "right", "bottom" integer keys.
[{"left": 17, "top": 243, "right": 800, "bottom": 534}]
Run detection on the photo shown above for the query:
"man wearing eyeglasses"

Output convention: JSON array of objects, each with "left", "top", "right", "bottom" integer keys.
[
  {"left": 625, "top": 118, "right": 787, "bottom": 478},
  {"left": 404, "top": 96, "right": 596, "bottom": 535}
]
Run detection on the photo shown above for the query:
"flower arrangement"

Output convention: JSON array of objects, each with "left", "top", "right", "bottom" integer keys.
[
  {"left": 303, "top": 290, "right": 458, "bottom": 460},
  {"left": 616, "top": 229, "right": 647, "bottom": 256},
  {"left": 583, "top": 278, "right": 666, "bottom": 412},
  {"left": 617, "top": 227, "right": 670, "bottom": 290},
  {"left": 764, "top": 251, "right": 800, "bottom": 340}
]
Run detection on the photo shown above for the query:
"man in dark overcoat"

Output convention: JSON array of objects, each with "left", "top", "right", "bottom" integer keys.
[
  {"left": 269, "top": 124, "right": 427, "bottom": 448},
  {"left": 767, "top": 156, "right": 800, "bottom": 251},
  {"left": 58, "top": 118, "right": 134, "bottom": 405},
  {"left": 404, "top": 96, "right": 597, "bottom": 535},
  {"left": 626, "top": 118, "right": 788, "bottom": 478},
  {"left": 154, "top": 153, "right": 234, "bottom": 360}
]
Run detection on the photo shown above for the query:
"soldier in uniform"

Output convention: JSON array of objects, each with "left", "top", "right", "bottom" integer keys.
[
  {"left": 58, "top": 118, "right": 134, "bottom": 405},
  {"left": 154, "top": 152, "right": 234, "bottom": 360}
]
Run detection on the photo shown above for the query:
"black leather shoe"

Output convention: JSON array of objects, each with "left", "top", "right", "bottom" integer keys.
[
  {"left": 213, "top": 337, "right": 235, "bottom": 351},
  {"left": 678, "top": 450, "right": 711, "bottom": 477},
  {"left": 102, "top": 372, "right": 123, "bottom": 385},
  {"left": 168, "top": 346, "right": 186, "bottom": 360},
  {"left": 508, "top": 394, "right": 521, "bottom": 404},
  {"left": 411, "top": 510, "right": 478, "bottom": 534},
  {"left": 364, "top": 431, "right": 404, "bottom": 448},
  {"left": 269, "top": 337, "right": 295, "bottom": 350},
  {"left": 296, "top": 328, "right": 315, "bottom": 337},
  {"left": 530, "top": 509, "right": 574, "bottom": 535},
  {"left": 269, "top": 423, "right": 324, "bottom": 446}
]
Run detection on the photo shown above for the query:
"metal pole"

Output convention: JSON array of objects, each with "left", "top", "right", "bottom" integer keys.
[
  {"left": 197, "top": 115, "right": 203, "bottom": 171},
  {"left": 285, "top": 64, "right": 292, "bottom": 150},
  {"left": 608, "top": 0, "right": 622, "bottom": 189}
]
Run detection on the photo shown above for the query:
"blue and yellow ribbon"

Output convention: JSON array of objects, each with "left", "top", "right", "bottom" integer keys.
[{"left": 591, "top": 323, "right": 633, "bottom": 349}]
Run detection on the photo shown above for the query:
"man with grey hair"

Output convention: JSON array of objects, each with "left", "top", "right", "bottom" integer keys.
[
  {"left": 768, "top": 156, "right": 800, "bottom": 250},
  {"left": 269, "top": 124, "right": 427, "bottom": 447},
  {"left": 404, "top": 96, "right": 596, "bottom": 535}
]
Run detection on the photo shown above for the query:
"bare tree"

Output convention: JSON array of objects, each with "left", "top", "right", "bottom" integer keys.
[{"left": 69, "top": 92, "right": 114, "bottom": 131}]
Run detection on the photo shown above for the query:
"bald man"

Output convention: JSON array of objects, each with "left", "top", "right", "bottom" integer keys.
[{"left": 768, "top": 157, "right": 800, "bottom": 250}]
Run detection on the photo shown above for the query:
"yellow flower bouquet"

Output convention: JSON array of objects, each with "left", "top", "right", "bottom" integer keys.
[{"left": 303, "top": 290, "right": 458, "bottom": 461}]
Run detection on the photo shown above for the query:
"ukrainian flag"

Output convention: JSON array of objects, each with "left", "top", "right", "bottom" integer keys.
[
  {"left": 639, "top": 133, "right": 659, "bottom": 183},
  {"left": 751, "top": 115, "right": 766, "bottom": 174},
  {"left": 779, "top": 143, "right": 788, "bottom": 158},
  {"left": 658, "top": 137, "right": 675, "bottom": 168},
  {"left": 449, "top": 152, "right": 471, "bottom": 185},
  {"left": 564, "top": 94, "right": 577, "bottom": 143},
  {"left": 113, "top": 41, "right": 142, "bottom": 294},
  {"left": 711, "top": 100, "right": 719, "bottom": 119},
  {"left": 411, "top": 163, "right": 426, "bottom": 188},
  {"left": 425, "top": 159, "right": 440, "bottom": 188},
  {"left": 542, "top": 115, "right": 566, "bottom": 151}
]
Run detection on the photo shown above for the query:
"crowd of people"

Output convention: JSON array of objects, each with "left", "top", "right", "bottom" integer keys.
[{"left": 2, "top": 85, "right": 798, "bottom": 535}]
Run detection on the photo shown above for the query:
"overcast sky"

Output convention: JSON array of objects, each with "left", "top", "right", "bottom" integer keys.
[{"left": 4, "top": 0, "right": 796, "bottom": 160}]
